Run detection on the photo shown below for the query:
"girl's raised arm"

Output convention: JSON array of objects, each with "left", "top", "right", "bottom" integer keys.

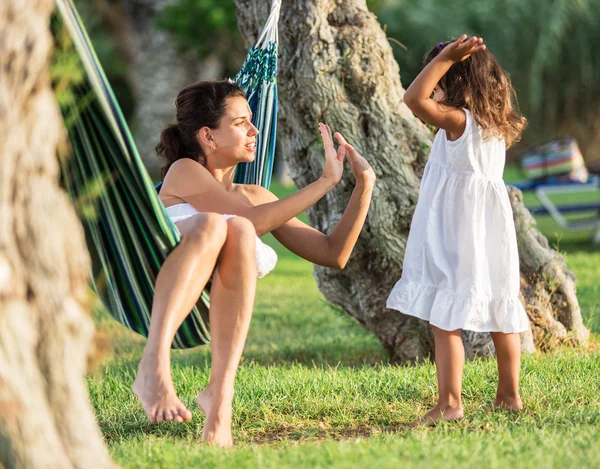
[{"left": 403, "top": 35, "right": 485, "bottom": 140}]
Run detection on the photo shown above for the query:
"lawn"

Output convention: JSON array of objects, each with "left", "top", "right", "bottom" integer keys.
[{"left": 91, "top": 168, "right": 600, "bottom": 468}]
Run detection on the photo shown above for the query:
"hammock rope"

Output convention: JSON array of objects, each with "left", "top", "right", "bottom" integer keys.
[{"left": 54, "top": 0, "right": 281, "bottom": 348}]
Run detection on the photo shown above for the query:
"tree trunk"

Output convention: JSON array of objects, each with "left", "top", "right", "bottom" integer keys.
[
  {"left": 235, "top": 0, "right": 589, "bottom": 363},
  {"left": 0, "top": 1, "right": 117, "bottom": 467},
  {"left": 509, "top": 186, "right": 589, "bottom": 348},
  {"left": 121, "top": 0, "right": 223, "bottom": 179}
]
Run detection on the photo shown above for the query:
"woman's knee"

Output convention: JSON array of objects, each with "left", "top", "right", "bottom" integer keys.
[
  {"left": 225, "top": 216, "right": 256, "bottom": 247},
  {"left": 183, "top": 213, "right": 227, "bottom": 249}
]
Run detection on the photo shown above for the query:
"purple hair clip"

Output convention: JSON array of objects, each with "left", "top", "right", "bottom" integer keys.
[{"left": 437, "top": 42, "right": 445, "bottom": 51}]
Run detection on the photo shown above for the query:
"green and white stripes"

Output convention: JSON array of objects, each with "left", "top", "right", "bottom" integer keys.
[
  {"left": 234, "top": 0, "right": 281, "bottom": 189},
  {"left": 54, "top": 0, "right": 210, "bottom": 348}
]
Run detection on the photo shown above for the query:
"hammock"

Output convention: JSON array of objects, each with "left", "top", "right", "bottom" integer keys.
[{"left": 54, "top": 0, "right": 281, "bottom": 348}]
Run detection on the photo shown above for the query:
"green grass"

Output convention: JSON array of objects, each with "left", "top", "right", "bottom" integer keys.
[
  {"left": 92, "top": 170, "right": 600, "bottom": 468},
  {"left": 96, "top": 352, "right": 600, "bottom": 468}
]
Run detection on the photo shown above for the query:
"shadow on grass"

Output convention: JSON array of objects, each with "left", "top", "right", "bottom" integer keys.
[
  {"left": 100, "top": 409, "right": 600, "bottom": 446},
  {"left": 99, "top": 323, "right": 389, "bottom": 370},
  {"left": 99, "top": 416, "right": 204, "bottom": 444}
]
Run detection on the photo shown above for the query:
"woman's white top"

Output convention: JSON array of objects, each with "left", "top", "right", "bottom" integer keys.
[
  {"left": 387, "top": 109, "right": 529, "bottom": 333},
  {"left": 165, "top": 203, "right": 277, "bottom": 279}
]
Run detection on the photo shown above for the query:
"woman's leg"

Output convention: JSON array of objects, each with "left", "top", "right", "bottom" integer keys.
[
  {"left": 413, "top": 326, "right": 465, "bottom": 426},
  {"left": 133, "top": 213, "right": 227, "bottom": 423},
  {"left": 490, "top": 332, "right": 523, "bottom": 410},
  {"left": 197, "top": 216, "right": 257, "bottom": 447}
]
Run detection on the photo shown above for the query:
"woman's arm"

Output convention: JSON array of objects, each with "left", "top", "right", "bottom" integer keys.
[
  {"left": 403, "top": 35, "right": 485, "bottom": 139},
  {"left": 247, "top": 135, "right": 375, "bottom": 269},
  {"left": 163, "top": 123, "right": 345, "bottom": 236},
  {"left": 275, "top": 181, "right": 373, "bottom": 269}
]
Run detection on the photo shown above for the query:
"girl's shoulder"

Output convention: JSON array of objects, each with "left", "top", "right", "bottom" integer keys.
[
  {"left": 462, "top": 109, "right": 505, "bottom": 145},
  {"left": 441, "top": 108, "right": 472, "bottom": 146}
]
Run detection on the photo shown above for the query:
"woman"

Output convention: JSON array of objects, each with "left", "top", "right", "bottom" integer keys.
[{"left": 135, "top": 80, "right": 376, "bottom": 447}]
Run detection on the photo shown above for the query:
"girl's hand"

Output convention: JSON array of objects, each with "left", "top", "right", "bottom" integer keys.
[
  {"left": 439, "top": 35, "right": 486, "bottom": 63},
  {"left": 333, "top": 133, "right": 376, "bottom": 189},
  {"left": 319, "top": 122, "right": 346, "bottom": 186}
]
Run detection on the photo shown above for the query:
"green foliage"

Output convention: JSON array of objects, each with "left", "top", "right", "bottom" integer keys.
[
  {"left": 64, "top": 0, "right": 135, "bottom": 119},
  {"left": 51, "top": 1, "right": 135, "bottom": 120},
  {"left": 155, "top": 0, "right": 389, "bottom": 77},
  {"left": 51, "top": 14, "right": 86, "bottom": 108},
  {"left": 378, "top": 0, "right": 600, "bottom": 146},
  {"left": 155, "top": 0, "right": 246, "bottom": 76},
  {"left": 366, "top": 0, "right": 391, "bottom": 13}
]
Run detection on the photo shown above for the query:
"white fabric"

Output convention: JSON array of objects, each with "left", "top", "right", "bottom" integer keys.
[
  {"left": 165, "top": 203, "right": 277, "bottom": 279},
  {"left": 387, "top": 109, "right": 529, "bottom": 333}
]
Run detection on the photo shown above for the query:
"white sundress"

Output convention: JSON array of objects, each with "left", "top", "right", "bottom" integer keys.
[
  {"left": 165, "top": 203, "right": 278, "bottom": 279},
  {"left": 386, "top": 109, "right": 529, "bottom": 333}
]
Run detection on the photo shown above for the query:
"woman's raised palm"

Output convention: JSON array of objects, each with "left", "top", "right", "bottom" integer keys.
[
  {"left": 334, "top": 133, "right": 376, "bottom": 187},
  {"left": 319, "top": 123, "right": 376, "bottom": 188},
  {"left": 319, "top": 123, "right": 345, "bottom": 185}
]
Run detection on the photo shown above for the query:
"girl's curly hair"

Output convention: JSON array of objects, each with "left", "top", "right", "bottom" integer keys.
[{"left": 426, "top": 40, "right": 527, "bottom": 148}]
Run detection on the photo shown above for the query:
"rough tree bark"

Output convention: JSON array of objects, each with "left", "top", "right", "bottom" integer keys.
[
  {"left": 235, "top": 0, "right": 590, "bottom": 362},
  {"left": 121, "top": 0, "right": 223, "bottom": 179},
  {"left": 0, "top": 1, "right": 117, "bottom": 467},
  {"left": 509, "top": 186, "right": 589, "bottom": 349}
]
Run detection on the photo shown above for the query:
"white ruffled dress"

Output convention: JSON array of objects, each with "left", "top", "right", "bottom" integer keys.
[
  {"left": 165, "top": 203, "right": 277, "bottom": 279},
  {"left": 386, "top": 109, "right": 529, "bottom": 333}
]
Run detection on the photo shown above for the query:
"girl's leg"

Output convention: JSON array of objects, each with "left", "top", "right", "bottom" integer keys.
[
  {"left": 133, "top": 213, "right": 227, "bottom": 424},
  {"left": 490, "top": 332, "right": 523, "bottom": 410},
  {"left": 413, "top": 326, "right": 465, "bottom": 426},
  {"left": 197, "top": 216, "right": 257, "bottom": 447}
]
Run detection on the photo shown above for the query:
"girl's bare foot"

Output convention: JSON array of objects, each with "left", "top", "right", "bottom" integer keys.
[
  {"left": 197, "top": 385, "right": 234, "bottom": 447},
  {"left": 132, "top": 357, "right": 192, "bottom": 424},
  {"left": 493, "top": 393, "right": 523, "bottom": 411},
  {"left": 410, "top": 404, "right": 464, "bottom": 427}
]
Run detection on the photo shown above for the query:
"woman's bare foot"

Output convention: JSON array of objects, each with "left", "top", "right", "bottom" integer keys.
[
  {"left": 493, "top": 393, "right": 523, "bottom": 411},
  {"left": 410, "top": 404, "right": 464, "bottom": 428},
  {"left": 132, "top": 356, "right": 192, "bottom": 424},
  {"left": 197, "top": 385, "right": 234, "bottom": 447}
]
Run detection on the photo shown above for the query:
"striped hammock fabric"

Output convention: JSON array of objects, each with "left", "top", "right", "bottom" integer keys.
[
  {"left": 234, "top": 1, "right": 280, "bottom": 188},
  {"left": 54, "top": 0, "right": 281, "bottom": 348}
]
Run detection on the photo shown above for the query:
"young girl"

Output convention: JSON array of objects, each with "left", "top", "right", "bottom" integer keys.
[{"left": 386, "top": 35, "right": 529, "bottom": 425}]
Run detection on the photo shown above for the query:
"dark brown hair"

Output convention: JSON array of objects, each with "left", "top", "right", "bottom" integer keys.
[
  {"left": 425, "top": 40, "right": 527, "bottom": 148},
  {"left": 156, "top": 80, "right": 245, "bottom": 179}
]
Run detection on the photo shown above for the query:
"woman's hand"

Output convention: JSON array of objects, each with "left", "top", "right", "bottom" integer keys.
[
  {"left": 319, "top": 122, "right": 346, "bottom": 186},
  {"left": 333, "top": 133, "right": 376, "bottom": 189},
  {"left": 439, "top": 35, "right": 486, "bottom": 63}
]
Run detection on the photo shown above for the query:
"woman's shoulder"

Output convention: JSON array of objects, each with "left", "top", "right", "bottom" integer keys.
[
  {"left": 161, "top": 158, "right": 215, "bottom": 198},
  {"left": 167, "top": 157, "right": 206, "bottom": 174},
  {"left": 164, "top": 158, "right": 211, "bottom": 184}
]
